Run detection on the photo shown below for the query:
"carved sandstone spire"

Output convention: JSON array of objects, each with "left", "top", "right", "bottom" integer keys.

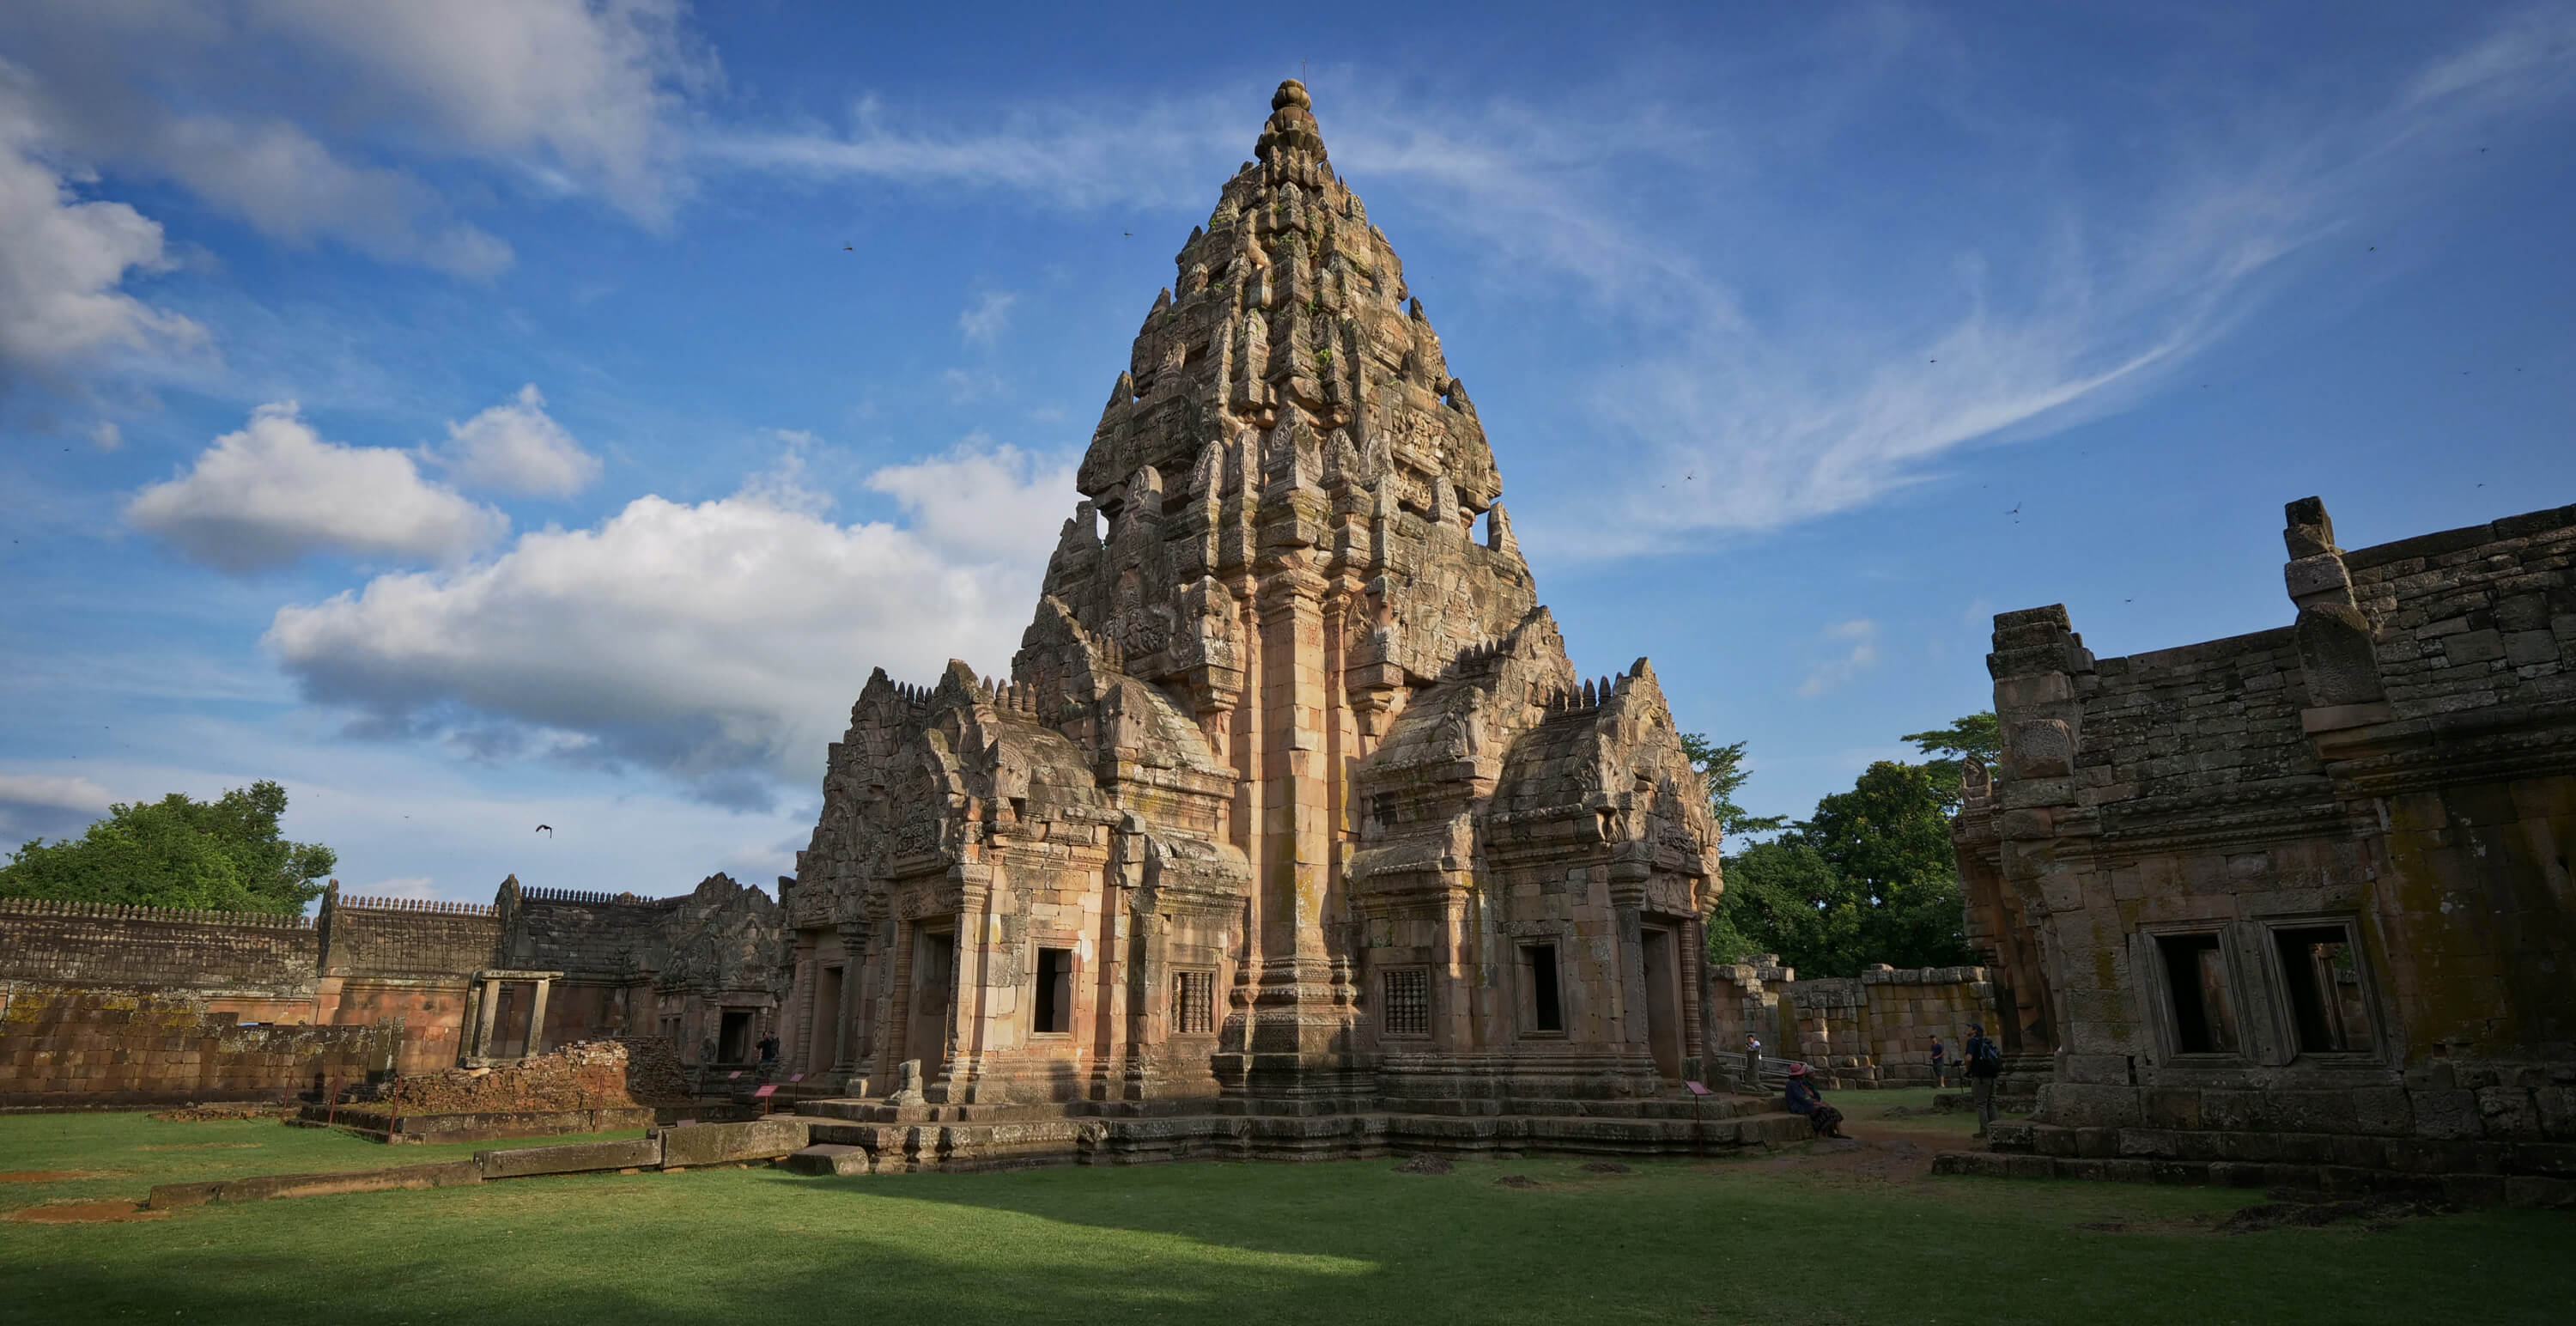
[{"left": 1060, "top": 82, "right": 1520, "bottom": 675}]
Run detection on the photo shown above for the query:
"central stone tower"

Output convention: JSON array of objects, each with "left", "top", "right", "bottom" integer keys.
[{"left": 782, "top": 82, "right": 1725, "bottom": 1116}]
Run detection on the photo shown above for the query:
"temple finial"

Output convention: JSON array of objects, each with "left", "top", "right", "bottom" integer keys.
[{"left": 1255, "top": 80, "right": 1327, "bottom": 163}]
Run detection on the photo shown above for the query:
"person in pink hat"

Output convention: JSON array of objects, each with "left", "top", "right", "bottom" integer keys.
[{"left": 1782, "top": 1062, "right": 1847, "bottom": 1139}]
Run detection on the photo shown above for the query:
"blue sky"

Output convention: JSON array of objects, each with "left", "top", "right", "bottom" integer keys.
[{"left": 3, "top": 3, "right": 2573, "bottom": 905}]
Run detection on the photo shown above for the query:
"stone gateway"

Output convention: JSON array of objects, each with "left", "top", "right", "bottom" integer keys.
[{"left": 777, "top": 82, "right": 1733, "bottom": 1135}]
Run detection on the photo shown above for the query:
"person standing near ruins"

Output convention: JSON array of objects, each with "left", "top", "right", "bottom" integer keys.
[
  {"left": 1965, "top": 1023, "right": 2002, "bottom": 1137},
  {"left": 1743, "top": 1032, "right": 1762, "bottom": 1089},
  {"left": 1929, "top": 1035, "right": 1950, "bottom": 1089}
]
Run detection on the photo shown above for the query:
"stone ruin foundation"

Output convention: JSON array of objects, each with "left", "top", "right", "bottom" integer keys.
[
  {"left": 310, "top": 1041, "right": 669, "bottom": 1144},
  {"left": 1941, "top": 497, "right": 2576, "bottom": 1207},
  {"left": 767, "top": 82, "right": 1813, "bottom": 1171}
]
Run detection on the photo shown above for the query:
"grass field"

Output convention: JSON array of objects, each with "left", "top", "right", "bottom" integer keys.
[{"left": 2, "top": 1092, "right": 2569, "bottom": 1326}]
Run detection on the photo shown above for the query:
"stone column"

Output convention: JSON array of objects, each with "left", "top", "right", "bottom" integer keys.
[
  {"left": 472, "top": 976, "right": 501, "bottom": 1059},
  {"left": 525, "top": 977, "right": 552, "bottom": 1057}
]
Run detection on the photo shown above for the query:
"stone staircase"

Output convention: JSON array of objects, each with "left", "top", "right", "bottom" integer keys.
[{"left": 781, "top": 1092, "right": 1811, "bottom": 1176}]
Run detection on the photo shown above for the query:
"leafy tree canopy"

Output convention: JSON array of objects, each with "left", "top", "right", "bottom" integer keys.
[
  {"left": 0, "top": 780, "right": 336, "bottom": 915},
  {"left": 1899, "top": 710, "right": 2001, "bottom": 806},
  {"left": 1676, "top": 733, "right": 1789, "bottom": 842},
  {"left": 1705, "top": 715, "right": 1993, "bottom": 977}
]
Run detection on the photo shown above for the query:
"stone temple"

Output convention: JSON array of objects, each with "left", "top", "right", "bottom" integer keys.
[{"left": 773, "top": 82, "right": 1749, "bottom": 1156}]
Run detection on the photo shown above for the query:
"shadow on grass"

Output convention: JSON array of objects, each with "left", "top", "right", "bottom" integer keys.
[{"left": 1, "top": 1150, "right": 2571, "bottom": 1326}]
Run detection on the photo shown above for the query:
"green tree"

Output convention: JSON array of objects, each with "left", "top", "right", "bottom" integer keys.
[
  {"left": 1900, "top": 710, "right": 2001, "bottom": 806},
  {"left": 1799, "top": 761, "right": 1978, "bottom": 972},
  {"left": 0, "top": 780, "right": 336, "bottom": 915},
  {"left": 1706, "top": 757, "right": 1978, "bottom": 977},
  {"left": 1676, "top": 733, "right": 1789, "bottom": 842}
]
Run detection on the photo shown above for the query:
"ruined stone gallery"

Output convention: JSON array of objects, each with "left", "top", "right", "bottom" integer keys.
[
  {"left": 0, "top": 876, "right": 785, "bottom": 1110},
  {"left": 777, "top": 81, "right": 1731, "bottom": 1122},
  {"left": 1947, "top": 498, "right": 2576, "bottom": 1201}
]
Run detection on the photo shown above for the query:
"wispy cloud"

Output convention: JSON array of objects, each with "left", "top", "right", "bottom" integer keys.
[
  {"left": 1797, "top": 619, "right": 1881, "bottom": 697},
  {"left": 693, "top": 13, "right": 2576, "bottom": 560},
  {"left": 958, "top": 289, "right": 1016, "bottom": 344}
]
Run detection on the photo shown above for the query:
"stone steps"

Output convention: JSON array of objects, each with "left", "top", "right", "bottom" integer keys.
[
  {"left": 792, "top": 1093, "right": 1769, "bottom": 1126},
  {"left": 778, "top": 1107, "right": 1811, "bottom": 1175}
]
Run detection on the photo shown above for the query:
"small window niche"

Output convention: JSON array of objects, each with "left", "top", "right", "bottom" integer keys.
[
  {"left": 1382, "top": 967, "right": 1430, "bottom": 1037},
  {"left": 1173, "top": 970, "right": 1214, "bottom": 1035},
  {"left": 2272, "top": 923, "right": 2376, "bottom": 1055},
  {"left": 1521, "top": 943, "right": 1564, "bottom": 1035},
  {"left": 2156, "top": 933, "right": 2239, "bottom": 1055},
  {"left": 1033, "top": 947, "right": 1073, "bottom": 1035}
]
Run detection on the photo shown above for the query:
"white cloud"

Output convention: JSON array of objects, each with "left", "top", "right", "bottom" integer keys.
[
  {"left": 439, "top": 383, "right": 601, "bottom": 497},
  {"left": 0, "top": 772, "right": 116, "bottom": 844},
  {"left": 242, "top": 0, "right": 714, "bottom": 222},
  {"left": 144, "top": 113, "right": 513, "bottom": 277},
  {"left": 958, "top": 289, "right": 1016, "bottom": 344},
  {"left": 703, "top": 90, "right": 1236, "bottom": 211},
  {"left": 1797, "top": 619, "right": 1880, "bottom": 698},
  {"left": 87, "top": 420, "right": 122, "bottom": 450},
  {"left": 939, "top": 367, "right": 1009, "bottom": 403},
  {"left": 0, "top": 74, "right": 204, "bottom": 380},
  {"left": 0, "top": 0, "right": 712, "bottom": 286},
  {"left": 865, "top": 436, "right": 1075, "bottom": 565},
  {"left": 126, "top": 401, "right": 507, "bottom": 573},
  {"left": 264, "top": 440, "right": 1078, "bottom": 807}
]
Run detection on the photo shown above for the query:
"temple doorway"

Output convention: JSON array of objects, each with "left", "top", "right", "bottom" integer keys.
[
  {"left": 908, "top": 926, "right": 956, "bottom": 1072},
  {"left": 1640, "top": 928, "right": 1684, "bottom": 1080}
]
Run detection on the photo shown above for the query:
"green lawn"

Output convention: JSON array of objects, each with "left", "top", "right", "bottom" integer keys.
[{"left": 2, "top": 1098, "right": 2568, "bottom": 1326}]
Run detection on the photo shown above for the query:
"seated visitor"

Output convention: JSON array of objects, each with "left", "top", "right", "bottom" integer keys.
[{"left": 1782, "top": 1062, "right": 1847, "bottom": 1139}]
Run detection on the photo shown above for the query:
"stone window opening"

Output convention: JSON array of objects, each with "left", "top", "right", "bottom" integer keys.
[
  {"left": 1521, "top": 943, "right": 1564, "bottom": 1035},
  {"left": 2269, "top": 922, "right": 2376, "bottom": 1055},
  {"left": 1371, "top": 793, "right": 1399, "bottom": 828},
  {"left": 1382, "top": 967, "right": 1430, "bottom": 1037},
  {"left": 1174, "top": 969, "right": 1215, "bottom": 1035},
  {"left": 2154, "top": 934, "right": 2239, "bottom": 1055},
  {"left": 1034, "top": 947, "right": 1074, "bottom": 1036}
]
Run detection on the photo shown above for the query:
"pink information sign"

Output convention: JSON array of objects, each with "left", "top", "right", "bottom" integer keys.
[
  {"left": 788, "top": 1074, "right": 805, "bottom": 1083},
  {"left": 1685, "top": 1080, "right": 1710, "bottom": 1096},
  {"left": 752, "top": 1085, "right": 778, "bottom": 1098},
  {"left": 726, "top": 1070, "right": 742, "bottom": 1080}
]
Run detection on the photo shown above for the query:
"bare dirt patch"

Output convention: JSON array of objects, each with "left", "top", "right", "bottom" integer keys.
[
  {"left": 1579, "top": 1160, "right": 1633, "bottom": 1174},
  {"left": 1392, "top": 1154, "right": 1453, "bottom": 1176},
  {"left": 1492, "top": 1174, "right": 1542, "bottom": 1189},
  {"left": 2217, "top": 1196, "right": 2453, "bottom": 1234},
  {"left": 1702, "top": 1125, "right": 1959, "bottom": 1186},
  {"left": 6, "top": 1201, "right": 168, "bottom": 1224},
  {"left": 0, "top": 1171, "right": 111, "bottom": 1183}
]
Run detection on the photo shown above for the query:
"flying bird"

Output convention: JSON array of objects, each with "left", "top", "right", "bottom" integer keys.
[
  {"left": 842, "top": 243, "right": 853, "bottom": 251},
  {"left": 535, "top": 824, "right": 554, "bottom": 836}
]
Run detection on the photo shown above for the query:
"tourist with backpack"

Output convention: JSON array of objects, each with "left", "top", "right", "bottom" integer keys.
[{"left": 1965, "top": 1023, "right": 2003, "bottom": 1136}]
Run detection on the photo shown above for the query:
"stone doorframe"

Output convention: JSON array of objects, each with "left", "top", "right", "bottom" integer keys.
[{"left": 460, "top": 968, "right": 567, "bottom": 1067}]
